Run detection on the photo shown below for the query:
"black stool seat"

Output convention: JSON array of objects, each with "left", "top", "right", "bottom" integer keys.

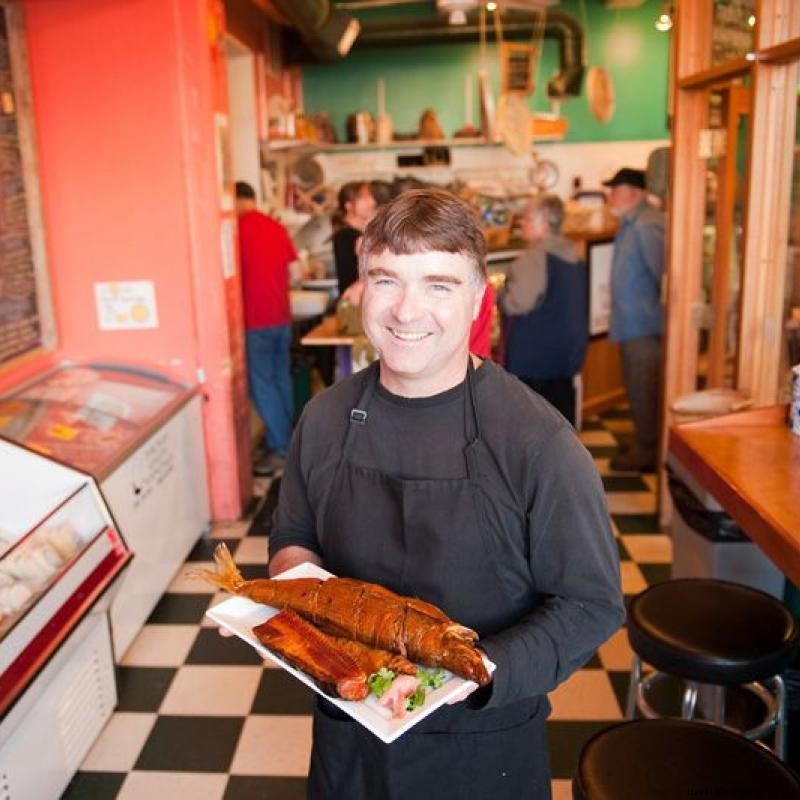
[
  {"left": 573, "top": 719, "right": 800, "bottom": 800},
  {"left": 627, "top": 579, "right": 799, "bottom": 684}
]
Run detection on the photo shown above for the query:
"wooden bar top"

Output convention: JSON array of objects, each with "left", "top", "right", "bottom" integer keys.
[
  {"left": 668, "top": 405, "right": 800, "bottom": 586},
  {"left": 300, "top": 315, "right": 356, "bottom": 346}
]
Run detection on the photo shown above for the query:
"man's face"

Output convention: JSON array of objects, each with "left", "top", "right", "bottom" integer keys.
[
  {"left": 361, "top": 250, "right": 484, "bottom": 397},
  {"left": 521, "top": 210, "right": 548, "bottom": 244},
  {"left": 606, "top": 184, "right": 643, "bottom": 216}
]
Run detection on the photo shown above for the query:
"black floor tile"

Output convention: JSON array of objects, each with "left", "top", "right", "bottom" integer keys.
[
  {"left": 186, "top": 537, "right": 242, "bottom": 562},
  {"left": 116, "top": 666, "right": 176, "bottom": 712},
  {"left": 224, "top": 775, "right": 307, "bottom": 800},
  {"left": 586, "top": 445, "right": 619, "bottom": 458},
  {"left": 611, "top": 513, "right": 661, "bottom": 534},
  {"left": 547, "top": 720, "right": 612, "bottom": 779},
  {"left": 251, "top": 669, "right": 317, "bottom": 715},
  {"left": 185, "top": 627, "right": 264, "bottom": 665},
  {"left": 607, "top": 670, "right": 631, "bottom": 715},
  {"left": 61, "top": 770, "right": 126, "bottom": 799},
  {"left": 242, "top": 494, "right": 261, "bottom": 517},
  {"left": 134, "top": 715, "right": 244, "bottom": 772},
  {"left": 146, "top": 593, "right": 213, "bottom": 625},
  {"left": 580, "top": 418, "right": 605, "bottom": 430},
  {"left": 602, "top": 475, "right": 649, "bottom": 493},
  {"left": 639, "top": 563, "right": 672, "bottom": 586},
  {"left": 583, "top": 652, "right": 602, "bottom": 669},
  {"left": 616, "top": 538, "right": 631, "bottom": 562},
  {"left": 248, "top": 478, "right": 282, "bottom": 536},
  {"left": 240, "top": 563, "right": 269, "bottom": 580},
  {"left": 599, "top": 407, "right": 631, "bottom": 419}
]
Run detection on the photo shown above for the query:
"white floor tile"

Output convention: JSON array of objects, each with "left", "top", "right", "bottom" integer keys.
[
  {"left": 120, "top": 625, "right": 198, "bottom": 667},
  {"left": 597, "top": 628, "right": 636, "bottom": 672},
  {"left": 548, "top": 670, "right": 622, "bottom": 720},
  {"left": 117, "top": 771, "right": 227, "bottom": 800},
  {"left": 552, "top": 779, "right": 574, "bottom": 800},
  {"left": 620, "top": 562, "right": 648, "bottom": 596},
  {"left": 622, "top": 534, "right": 673, "bottom": 564},
  {"left": 160, "top": 665, "right": 262, "bottom": 716},
  {"left": 81, "top": 713, "right": 157, "bottom": 772},
  {"left": 168, "top": 561, "right": 215, "bottom": 593},
  {"left": 234, "top": 537, "right": 269, "bottom": 564},
  {"left": 579, "top": 430, "right": 617, "bottom": 447},
  {"left": 230, "top": 715, "right": 313, "bottom": 776},
  {"left": 606, "top": 492, "right": 657, "bottom": 515}
]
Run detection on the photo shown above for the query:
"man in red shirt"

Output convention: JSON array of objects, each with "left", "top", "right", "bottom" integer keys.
[{"left": 236, "top": 181, "right": 296, "bottom": 476}]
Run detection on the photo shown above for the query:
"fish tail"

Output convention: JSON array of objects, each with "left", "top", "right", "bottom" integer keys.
[{"left": 185, "top": 542, "right": 245, "bottom": 593}]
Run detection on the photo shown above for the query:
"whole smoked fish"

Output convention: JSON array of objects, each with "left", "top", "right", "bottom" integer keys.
[{"left": 190, "top": 543, "right": 490, "bottom": 686}]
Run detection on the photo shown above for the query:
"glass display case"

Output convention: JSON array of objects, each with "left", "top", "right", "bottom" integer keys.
[
  {"left": 0, "top": 363, "right": 210, "bottom": 659},
  {"left": 0, "top": 438, "right": 130, "bottom": 717}
]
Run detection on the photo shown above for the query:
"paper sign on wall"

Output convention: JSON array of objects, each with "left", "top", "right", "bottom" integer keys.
[{"left": 94, "top": 281, "right": 159, "bottom": 330}]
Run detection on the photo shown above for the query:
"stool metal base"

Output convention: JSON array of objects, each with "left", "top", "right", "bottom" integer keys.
[{"left": 625, "top": 655, "right": 787, "bottom": 760}]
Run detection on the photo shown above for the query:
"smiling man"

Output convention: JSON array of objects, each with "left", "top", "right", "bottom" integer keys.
[{"left": 268, "top": 188, "right": 624, "bottom": 800}]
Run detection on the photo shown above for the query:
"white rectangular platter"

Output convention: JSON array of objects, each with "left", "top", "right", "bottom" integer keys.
[{"left": 205, "top": 561, "right": 494, "bottom": 744}]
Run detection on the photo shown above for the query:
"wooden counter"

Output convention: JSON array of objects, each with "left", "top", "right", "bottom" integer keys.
[
  {"left": 300, "top": 315, "right": 355, "bottom": 347},
  {"left": 668, "top": 406, "right": 800, "bottom": 586}
]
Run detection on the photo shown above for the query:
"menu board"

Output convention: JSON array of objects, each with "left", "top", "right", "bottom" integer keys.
[{"left": 0, "top": 6, "right": 45, "bottom": 364}]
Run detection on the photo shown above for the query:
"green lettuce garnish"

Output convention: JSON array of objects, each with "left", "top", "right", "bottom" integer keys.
[{"left": 367, "top": 667, "right": 396, "bottom": 697}]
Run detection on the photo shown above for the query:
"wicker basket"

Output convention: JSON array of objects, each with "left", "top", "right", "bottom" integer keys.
[{"left": 484, "top": 222, "right": 512, "bottom": 249}]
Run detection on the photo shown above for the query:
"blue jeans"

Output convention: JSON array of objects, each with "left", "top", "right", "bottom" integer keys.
[{"left": 246, "top": 324, "right": 293, "bottom": 454}]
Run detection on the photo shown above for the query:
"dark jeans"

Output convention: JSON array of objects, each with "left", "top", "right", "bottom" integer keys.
[
  {"left": 246, "top": 324, "right": 293, "bottom": 454},
  {"left": 620, "top": 334, "right": 662, "bottom": 462},
  {"left": 521, "top": 376, "right": 576, "bottom": 426}
]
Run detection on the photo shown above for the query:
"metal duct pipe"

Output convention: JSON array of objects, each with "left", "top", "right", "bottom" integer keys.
[
  {"left": 271, "top": 0, "right": 360, "bottom": 60},
  {"left": 356, "top": 9, "right": 586, "bottom": 99}
]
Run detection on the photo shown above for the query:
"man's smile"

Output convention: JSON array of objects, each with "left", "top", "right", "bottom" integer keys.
[{"left": 387, "top": 328, "right": 432, "bottom": 342}]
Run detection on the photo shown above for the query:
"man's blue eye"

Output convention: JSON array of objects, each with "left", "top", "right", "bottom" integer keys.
[{"left": 431, "top": 284, "right": 451, "bottom": 293}]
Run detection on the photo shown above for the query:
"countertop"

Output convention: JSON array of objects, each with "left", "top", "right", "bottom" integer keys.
[{"left": 668, "top": 405, "right": 800, "bottom": 586}]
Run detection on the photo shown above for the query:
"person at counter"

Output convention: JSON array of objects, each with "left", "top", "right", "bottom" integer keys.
[
  {"left": 268, "top": 188, "right": 624, "bottom": 799},
  {"left": 235, "top": 181, "right": 295, "bottom": 477},
  {"left": 500, "top": 194, "right": 588, "bottom": 425},
  {"left": 603, "top": 167, "right": 665, "bottom": 472},
  {"left": 332, "top": 181, "right": 377, "bottom": 297}
]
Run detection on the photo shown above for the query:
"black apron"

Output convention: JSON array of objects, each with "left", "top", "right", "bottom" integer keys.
[{"left": 308, "top": 360, "right": 551, "bottom": 800}]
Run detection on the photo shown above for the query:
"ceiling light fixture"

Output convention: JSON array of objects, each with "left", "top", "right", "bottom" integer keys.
[
  {"left": 748, "top": 14, "right": 756, "bottom": 27},
  {"left": 654, "top": 2, "right": 673, "bottom": 32},
  {"left": 487, "top": 2, "right": 498, "bottom": 10}
]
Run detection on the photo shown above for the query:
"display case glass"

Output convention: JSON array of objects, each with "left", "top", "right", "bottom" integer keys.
[
  {"left": 0, "top": 438, "right": 131, "bottom": 717},
  {"left": 0, "top": 364, "right": 185, "bottom": 477}
]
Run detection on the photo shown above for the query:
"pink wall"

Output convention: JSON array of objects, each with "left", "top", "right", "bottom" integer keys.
[{"left": 17, "top": 0, "right": 251, "bottom": 519}]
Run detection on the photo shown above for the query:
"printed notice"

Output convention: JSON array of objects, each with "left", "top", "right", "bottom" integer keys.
[{"left": 94, "top": 280, "right": 159, "bottom": 330}]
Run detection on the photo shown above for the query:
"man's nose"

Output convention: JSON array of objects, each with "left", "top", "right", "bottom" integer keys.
[{"left": 391, "top": 287, "right": 423, "bottom": 322}]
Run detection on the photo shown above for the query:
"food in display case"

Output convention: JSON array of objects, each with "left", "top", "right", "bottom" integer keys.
[
  {"left": 0, "top": 438, "right": 131, "bottom": 715},
  {"left": 0, "top": 364, "right": 183, "bottom": 475}
]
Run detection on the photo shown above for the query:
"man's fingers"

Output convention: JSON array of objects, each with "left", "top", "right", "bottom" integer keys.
[{"left": 219, "top": 626, "right": 235, "bottom": 638}]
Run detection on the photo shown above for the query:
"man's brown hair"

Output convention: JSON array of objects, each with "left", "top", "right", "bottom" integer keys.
[{"left": 359, "top": 188, "right": 487, "bottom": 285}]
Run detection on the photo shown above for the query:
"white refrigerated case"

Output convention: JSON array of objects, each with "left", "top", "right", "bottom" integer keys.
[
  {"left": 0, "top": 363, "right": 211, "bottom": 659},
  {"left": 0, "top": 438, "right": 132, "bottom": 798}
]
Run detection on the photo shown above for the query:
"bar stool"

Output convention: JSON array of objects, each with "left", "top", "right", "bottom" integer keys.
[
  {"left": 572, "top": 719, "right": 800, "bottom": 799},
  {"left": 625, "top": 578, "right": 799, "bottom": 758}
]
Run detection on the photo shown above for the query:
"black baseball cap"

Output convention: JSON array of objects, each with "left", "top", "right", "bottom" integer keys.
[{"left": 602, "top": 168, "right": 646, "bottom": 189}]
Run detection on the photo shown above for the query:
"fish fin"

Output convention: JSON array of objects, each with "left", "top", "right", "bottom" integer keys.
[{"left": 184, "top": 542, "right": 245, "bottom": 593}]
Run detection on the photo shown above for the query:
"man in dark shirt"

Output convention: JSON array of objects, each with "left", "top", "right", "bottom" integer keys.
[
  {"left": 269, "top": 188, "right": 623, "bottom": 799},
  {"left": 235, "top": 181, "right": 296, "bottom": 476},
  {"left": 603, "top": 167, "right": 665, "bottom": 472}
]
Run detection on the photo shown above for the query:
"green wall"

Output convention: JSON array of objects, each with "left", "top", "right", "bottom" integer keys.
[{"left": 303, "top": 0, "right": 670, "bottom": 144}]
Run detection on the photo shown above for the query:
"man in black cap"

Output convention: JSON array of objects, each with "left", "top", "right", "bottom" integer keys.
[{"left": 602, "top": 167, "right": 665, "bottom": 472}]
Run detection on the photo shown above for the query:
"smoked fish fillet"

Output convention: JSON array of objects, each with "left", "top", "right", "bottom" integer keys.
[{"left": 253, "top": 609, "right": 368, "bottom": 700}]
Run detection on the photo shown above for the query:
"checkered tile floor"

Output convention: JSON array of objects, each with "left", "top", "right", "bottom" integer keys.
[{"left": 63, "top": 407, "right": 670, "bottom": 800}]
